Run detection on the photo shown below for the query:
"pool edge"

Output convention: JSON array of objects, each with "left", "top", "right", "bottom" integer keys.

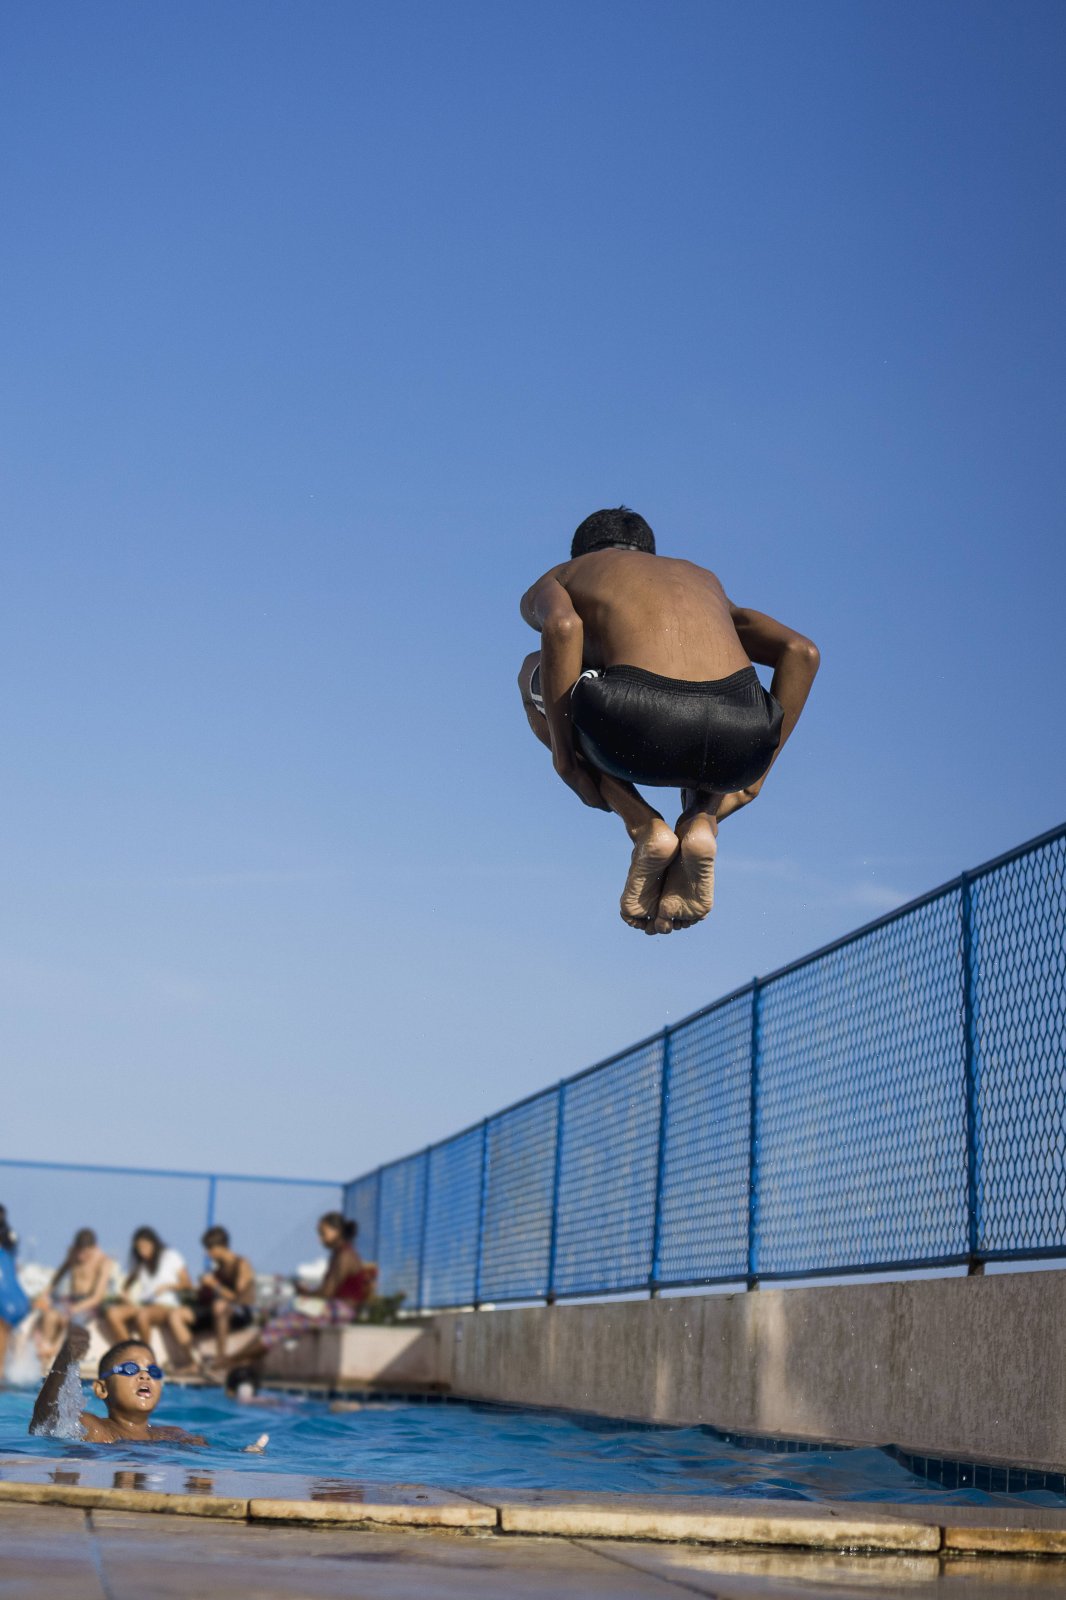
[{"left": 5, "top": 1468, "right": 1066, "bottom": 1555}]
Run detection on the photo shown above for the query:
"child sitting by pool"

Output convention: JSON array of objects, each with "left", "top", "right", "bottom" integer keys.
[{"left": 29, "top": 1327, "right": 267, "bottom": 1451}]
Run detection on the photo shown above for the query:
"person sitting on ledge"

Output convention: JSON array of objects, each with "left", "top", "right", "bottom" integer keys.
[
  {"left": 195, "top": 1226, "right": 256, "bottom": 1365},
  {"left": 519, "top": 507, "right": 820, "bottom": 934},
  {"left": 223, "top": 1212, "right": 375, "bottom": 1370},
  {"left": 29, "top": 1327, "right": 269, "bottom": 1450},
  {"left": 29, "top": 1328, "right": 207, "bottom": 1444},
  {"left": 103, "top": 1227, "right": 206, "bottom": 1374},
  {"left": 35, "top": 1228, "right": 114, "bottom": 1372},
  {"left": 0, "top": 1203, "right": 29, "bottom": 1382}
]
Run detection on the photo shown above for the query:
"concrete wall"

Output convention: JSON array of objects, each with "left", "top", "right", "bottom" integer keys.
[{"left": 434, "top": 1272, "right": 1066, "bottom": 1469}]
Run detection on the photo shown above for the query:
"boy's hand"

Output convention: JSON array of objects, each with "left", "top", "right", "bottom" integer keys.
[
  {"left": 60, "top": 1326, "right": 91, "bottom": 1364},
  {"left": 555, "top": 755, "right": 609, "bottom": 810}
]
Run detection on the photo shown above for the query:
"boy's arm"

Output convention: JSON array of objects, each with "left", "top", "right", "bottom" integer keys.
[
  {"left": 29, "top": 1326, "right": 89, "bottom": 1435},
  {"left": 206, "top": 1258, "right": 256, "bottom": 1304},
  {"left": 234, "top": 1258, "right": 256, "bottom": 1303},
  {"left": 520, "top": 571, "right": 607, "bottom": 811},
  {"left": 519, "top": 563, "right": 566, "bottom": 630},
  {"left": 721, "top": 603, "right": 820, "bottom": 818}
]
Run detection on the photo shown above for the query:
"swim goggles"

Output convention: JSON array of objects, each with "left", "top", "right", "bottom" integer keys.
[{"left": 101, "top": 1362, "right": 164, "bottom": 1380}]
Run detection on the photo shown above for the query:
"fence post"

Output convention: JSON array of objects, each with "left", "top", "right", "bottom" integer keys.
[
  {"left": 649, "top": 1028, "right": 672, "bottom": 1296},
  {"left": 960, "top": 874, "right": 983, "bottom": 1275},
  {"left": 746, "top": 980, "right": 762, "bottom": 1290},
  {"left": 415, "top": 1151, "right": 432, "bottom": 1312},
  {"left": 546, "top": 1082, "right": 566, "bottom": 1305},
  {"left": 473, "top": 1119, "right": 490, "bottom": 1309},
  {"left": 371, "top": 1167, "right": 382, "bottom": 1264},
  {"left": 202, "top": 1175, "right": 218, "bottom": 1270}
]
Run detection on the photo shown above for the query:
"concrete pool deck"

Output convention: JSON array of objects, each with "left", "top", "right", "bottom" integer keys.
[
  {"left": 5, "top": 1503, "right": 1066, "bottom": 1600},
  {"left": 3, "top": 1455, "right": 1066, "bottom": 1560}
]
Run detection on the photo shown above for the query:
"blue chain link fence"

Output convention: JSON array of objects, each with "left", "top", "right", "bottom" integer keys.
[
  {"left": 0, "top": 1160, "right": 342, "bottom": 1278},
  {"left": 345, "top": 821, "right": 1066, "bottom": 1308}
]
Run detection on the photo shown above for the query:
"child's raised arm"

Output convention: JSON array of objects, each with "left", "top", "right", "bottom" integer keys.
[{"left": 29, "top": 1325, "right": 89, "bottom": 1435}]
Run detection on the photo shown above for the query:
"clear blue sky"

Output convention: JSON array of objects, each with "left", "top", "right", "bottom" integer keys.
[{"left": 1, "top": 0, "right": 1063, "bottom": 1188}]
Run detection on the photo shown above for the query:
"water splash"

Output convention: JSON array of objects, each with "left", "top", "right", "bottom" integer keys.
[
  {"left": 35, "top": 1363, "right": 85, "bottom": 1440},
  {"left": 55, "top": 1363, "right": 86, "bottom": 1437}
]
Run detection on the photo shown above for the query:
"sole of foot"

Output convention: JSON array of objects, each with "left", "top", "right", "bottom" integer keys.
[
  {"left": 654, "top": 816, "right": 717, "bottom": 934},
  {"left": 620, "top": 819, "right": 679, "bottom": 931}
]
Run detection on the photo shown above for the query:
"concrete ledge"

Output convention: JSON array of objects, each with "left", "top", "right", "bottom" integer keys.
[
  {"left": 262, "top": 1322, "right": 441, "bottom": 1386},
  {"left": 940, "top": 1506, "right": 1066, "bottom": 1555},
  {"left": 490, "top": 1488, "right": 940, "bottom": 1550},
  {"left": 5, "top": 1457, "right": 1066, "bottom": 1554},
  {"left": 249, "top": 1487, "right": 494, "bottom": 1528},
  {"left": 0, "top": 1479, "right": 247, "bottom": 1518}
]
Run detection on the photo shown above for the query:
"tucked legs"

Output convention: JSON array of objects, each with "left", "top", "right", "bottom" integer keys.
[{"left": 518, "top": 653, "right": 680, "bottom": 932}]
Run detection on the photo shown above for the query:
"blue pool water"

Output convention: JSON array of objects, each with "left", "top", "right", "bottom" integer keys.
[{"left": 1, "top": 1384, "right": 1062, "bottom": 1507}]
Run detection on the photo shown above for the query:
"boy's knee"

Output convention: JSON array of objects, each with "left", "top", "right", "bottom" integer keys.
[{"left": 518, "top": 652, "right": 540, "bottom": 697}]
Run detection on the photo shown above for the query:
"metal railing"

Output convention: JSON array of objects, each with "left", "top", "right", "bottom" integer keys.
[
  {"left": 0, "top": 1158, "right": 342, "bottom": 1277},
  {"left": 344, "top": 821, "right": 1066, "bottom": 1309}
]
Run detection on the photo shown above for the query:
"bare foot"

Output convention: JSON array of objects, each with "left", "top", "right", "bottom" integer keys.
[
  {"left": 655, "top": 815, "right": 717, "bottom": 933},
  {"left": 620, "top": 820, "right": 678, "bottom": 932}
]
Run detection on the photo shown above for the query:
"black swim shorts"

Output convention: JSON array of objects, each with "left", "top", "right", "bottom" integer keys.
[{"left": 531, "top": 663, "right": 783, "bottom": 793}]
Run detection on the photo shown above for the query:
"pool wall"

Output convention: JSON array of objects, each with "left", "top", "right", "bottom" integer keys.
[{"left": 430, "top": 1270, "right": 1066, "bottom": 1469}]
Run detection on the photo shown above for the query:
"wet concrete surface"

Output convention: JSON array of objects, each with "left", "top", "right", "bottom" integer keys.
[{"left": 4, "top": 1503, "right": 1066, "bottom": 1599}]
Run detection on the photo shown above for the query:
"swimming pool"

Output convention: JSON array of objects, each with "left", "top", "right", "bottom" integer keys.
[{"left": 1, "top": 1383, "right": 1062, "bottom": 1509}]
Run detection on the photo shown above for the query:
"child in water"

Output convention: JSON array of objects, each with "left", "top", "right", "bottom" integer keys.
[{"left": 30, "top": 1326, "right": 267, "bottom": 1450}]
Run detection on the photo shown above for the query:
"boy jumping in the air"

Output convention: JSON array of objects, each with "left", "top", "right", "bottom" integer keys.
[
  {"left": 29, "top": 1326, "right": 266, "bottom": 1450},
  {"left": 519, "top": 507, "right": 819, "bottom": 934}
]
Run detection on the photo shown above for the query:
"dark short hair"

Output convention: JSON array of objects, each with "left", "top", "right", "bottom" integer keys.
[
  {"left": 202, "top": 1226, "right": 230, "bottom": 1249},
  {"left": 98, "top": 1339, "right": 155, "bottom": 1379},
  {"left": 570, "top": 507, "right": 655, "bottom": 559},
  {"left": 225, "top": 1364, "right": 261, "bottom": 1397}
]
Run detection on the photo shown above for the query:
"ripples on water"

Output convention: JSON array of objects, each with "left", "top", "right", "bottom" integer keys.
[{"left": 0, "top": 1387, "right": 1061, "bottom": 1508}]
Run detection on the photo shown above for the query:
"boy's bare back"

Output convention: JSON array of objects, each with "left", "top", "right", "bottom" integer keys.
[{"left": 539, "top": 549, "right": 750, "bottom": 681}]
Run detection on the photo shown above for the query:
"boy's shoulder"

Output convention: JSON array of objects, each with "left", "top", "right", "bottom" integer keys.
[
  {"left": 80, "top": 1412, "right": 121, "bottom": 1442},
  {"left": 80, "top": 1414, "right": 206, "bottom": 1446}
]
